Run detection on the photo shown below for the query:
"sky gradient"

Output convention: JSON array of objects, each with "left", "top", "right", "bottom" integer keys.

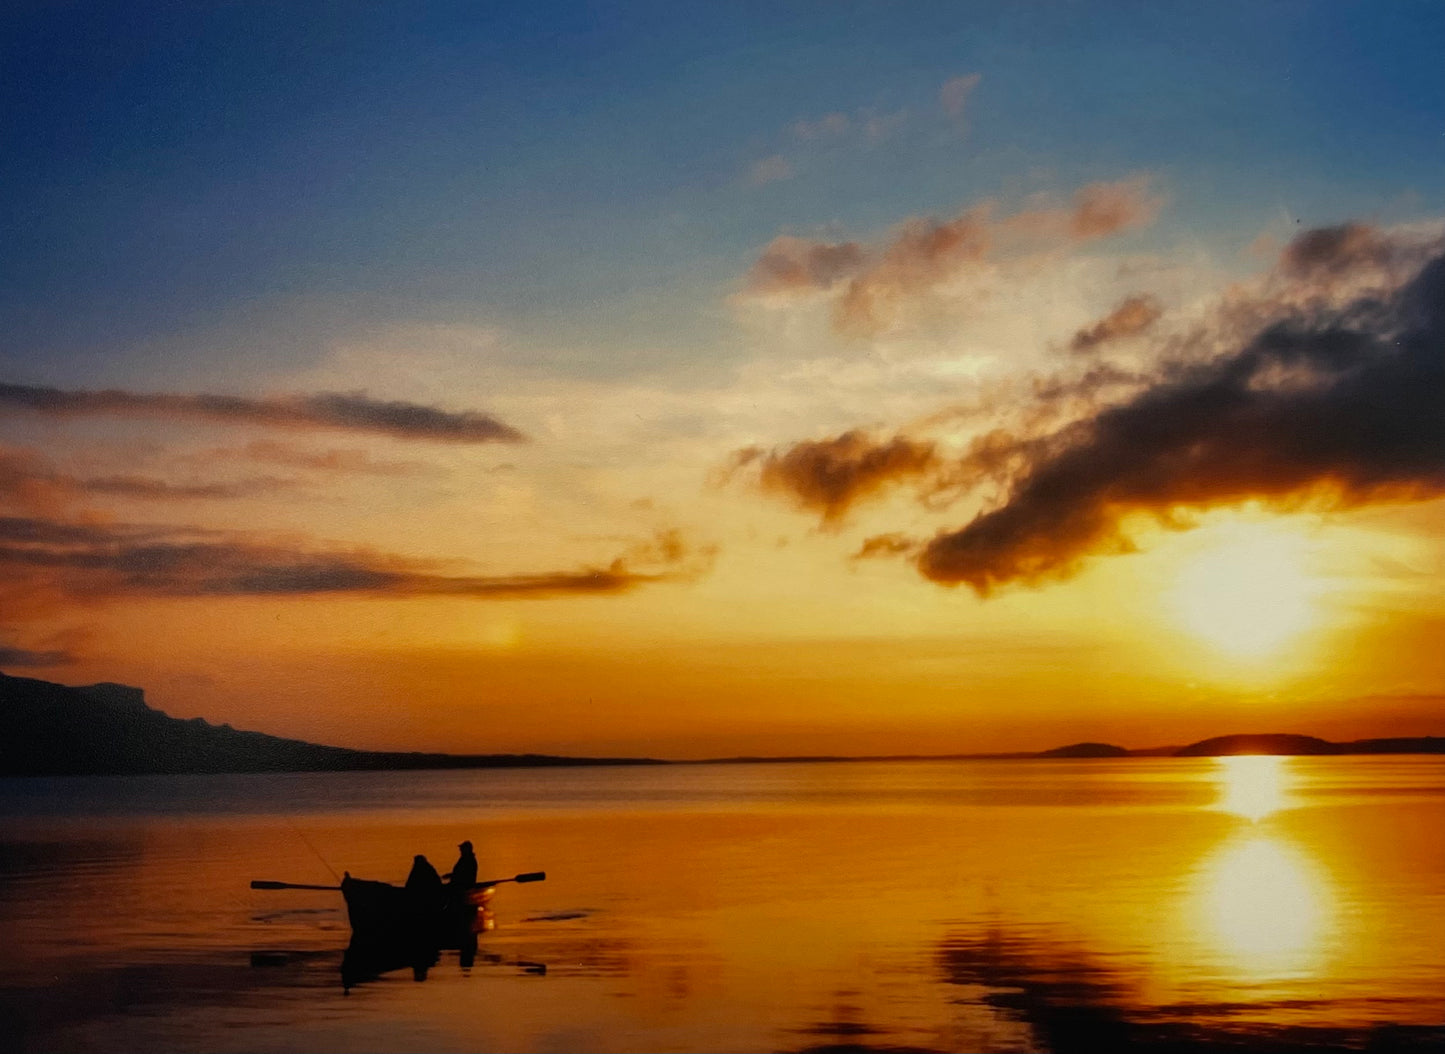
[{"left": 3, "top": 2, "right": 1444, "bottom": 757}]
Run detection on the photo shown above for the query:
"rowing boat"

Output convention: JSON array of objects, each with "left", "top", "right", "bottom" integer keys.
[
  {"left": 340, "top": 873, "right": 494, "bottom": 947},
  {"left": 250, "top": 869, "right": 545, "bottom": 985}
]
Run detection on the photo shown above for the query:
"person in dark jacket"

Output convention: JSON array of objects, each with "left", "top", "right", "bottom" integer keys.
[
  {"left": 446, "top": 840, "right": 478, "bottom": 891},
  {"left": 404, "top": 854, "right": 443, "bottom": 912}
]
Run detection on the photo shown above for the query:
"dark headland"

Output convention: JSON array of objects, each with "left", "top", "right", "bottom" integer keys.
[
  {"left": 2, "top": 671, "right": 1442, "bottom": 777},
  {"left": 0, "top": 672, "right": 662, "bottom": 776}
]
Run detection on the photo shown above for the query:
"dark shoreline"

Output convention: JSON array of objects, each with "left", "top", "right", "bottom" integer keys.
[{"left": 4, "top": 671, "right": 1443, "bottom": 778}]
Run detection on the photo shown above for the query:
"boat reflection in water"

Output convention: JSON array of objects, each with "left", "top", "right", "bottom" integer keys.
[{"left": 338, "top": 875, "right": 493, "bottom": 989}]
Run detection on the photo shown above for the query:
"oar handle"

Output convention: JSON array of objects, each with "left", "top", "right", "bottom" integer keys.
[{"left": 250, "top": 880, "right": 343, "bottom": 891}]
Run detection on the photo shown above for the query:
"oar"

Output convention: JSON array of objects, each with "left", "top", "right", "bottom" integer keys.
[
  {"left": 473, "top": 871, "right": 546, "bottom": 888},
  {"left": 250, "top": 880, "right": 342, "bottom": 891},
  {"left": 251, "top": 871, "right": 546, "bottom": 892}
]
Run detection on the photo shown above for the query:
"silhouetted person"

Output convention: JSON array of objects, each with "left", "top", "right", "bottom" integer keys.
[
  {"left": 446, "top": 840, "right": 478, "bottom": 892},
  {"left": 404, "top": 854, "right": 442, "bottom": 913}
]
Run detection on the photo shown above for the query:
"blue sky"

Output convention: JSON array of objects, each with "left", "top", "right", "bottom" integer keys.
[{"left": 4, "top": 2, "right": 1442, "bottom": 386}]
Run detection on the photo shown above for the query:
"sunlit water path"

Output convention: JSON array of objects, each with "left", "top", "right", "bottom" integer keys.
[{"left": 2, "top": 757, "right": 1442, "bottom": 1053}]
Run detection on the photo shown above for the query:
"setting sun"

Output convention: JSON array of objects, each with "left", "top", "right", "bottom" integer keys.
[{"left": 1170, "top": 524, "right": 1320, "bottom": 660}]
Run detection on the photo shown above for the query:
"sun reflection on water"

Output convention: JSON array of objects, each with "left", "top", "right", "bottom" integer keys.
[
  {"left": 1191, "top": 755, "right": 1334, "bottom": 981},
  {"left": 1215, "top": 754, "right": 1290, "bottom": 821},
  {"left": 1198, "top": 833, "right": 1331, "bottom": 977}
]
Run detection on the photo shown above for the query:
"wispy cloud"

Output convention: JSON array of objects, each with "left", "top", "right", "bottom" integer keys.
[
  {"left": 791, "top": 111, "right": 853, "bottom": 141},
  {"left": 939, "top": 73, "right": 981, "bottom": 119},
  {"left": 736, "top": 176, "right": 1163, "bottom": 335},
  {"left": 0, "top": 445, "right": 291, "bottom": 509},
  {"left": 741, "top": 236, "right": 868, "bottom": 299},
  {"left": 0, "top": 383, "right": 525, "bottom": 443},
  {"left": 853, "top": 532, "right": 919, "bottom": 560},
  {"left": 0, "top": 517, "right": 707, "bottom": 601},
  {"left": 729, "top": 431, "right": 939, "bottom": 524},
  {"left": 748, "top": 154, "right": 796, "bottom": 186},
  {"left": 219, "top": 440, "right": 435, "bottom": 477},
  {"left": 1070, "top": 294, "right": 1162, "bottom": 352}
]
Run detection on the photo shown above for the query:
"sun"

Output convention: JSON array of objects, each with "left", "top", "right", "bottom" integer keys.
[{"left": 1169, "top": 522, "right": 1319, "bottom": 660}]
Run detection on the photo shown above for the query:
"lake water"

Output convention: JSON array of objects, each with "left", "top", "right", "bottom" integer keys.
[{"left": 1, "top": 757, "right": 1442, "bottom": 1053}]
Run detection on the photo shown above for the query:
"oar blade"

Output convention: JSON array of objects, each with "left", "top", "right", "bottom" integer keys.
[{"left": 515, "top": 871, "right": 546, "bottom": 883}]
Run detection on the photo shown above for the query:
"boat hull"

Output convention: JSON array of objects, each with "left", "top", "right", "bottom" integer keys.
[{"left": 340, "top": 877, "right": 494, "bottom": 949}]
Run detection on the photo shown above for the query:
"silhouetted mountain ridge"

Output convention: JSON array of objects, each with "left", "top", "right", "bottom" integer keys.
[{"left": 0, "top": 672, "right": 662, "bottom": 776}]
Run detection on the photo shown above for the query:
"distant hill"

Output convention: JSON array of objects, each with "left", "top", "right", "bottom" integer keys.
[
  {"left": 1175, "top": 733, "right": 1337, "bottom": 756},
  {"left": 0, "top": 672, "right": 662, "bottom": 776},
  {"left": 1175, "top": 732, "right": 1445, "bottom": 757},
  {"left": 1038, "top": 742, "right": 1131, "bottom": 758}
]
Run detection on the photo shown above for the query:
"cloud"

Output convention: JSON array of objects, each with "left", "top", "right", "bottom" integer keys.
[
  {"left": 0, "top": 517, "right": 707, "bottom": 600},
  {"left": 788, "top": 106, "right": 908, "bottom": 147},
  {"left": 737, "top": 176, "right": 1163, "bottom": 335},
  {"left": 225, "top": 440, "right": 433, "bottom": 476},
  {"left": 939, "top": 73, "right": 981, "bottom": 118},
  {"left": 749, "top": 154, "right": 796, "bottom": 186},
  {"left": 0, "top": 642, "right": 72, "bottom": 668},
  {"left": 1070, "top": 294, "right": 1163, "bottom": 352},
  {"left": 0, "top": 382, "right": 524, "bottom": 443},
  {"left": 853, "top": 533, "right": 920, "bottom": 560},
  {"left": 920, "top": 238, "right": 1445, "bottom": 594},
  {"left": 741, "top": 236, "right": 868, "bottom": 298},
  {"left": 792, "top": 111, "right": 852, "bottom": 141},
  {"left": 1280, "top": 222, "right": 1398, "bottom": 279},
  {"left": 0, "top": 445, "right": 290, "bottom": 509},
  {"left": 730, "top": 431, "right": 940, "bottom": 523}
]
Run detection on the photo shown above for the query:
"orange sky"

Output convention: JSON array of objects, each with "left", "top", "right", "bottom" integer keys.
[{"left": 5, "top": 10, "right": 1445, "bottom": 758}]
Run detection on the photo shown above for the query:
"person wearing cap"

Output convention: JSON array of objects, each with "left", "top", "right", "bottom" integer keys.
[{"left": 446, "top": 840, "right": 478, "bottom": 891}]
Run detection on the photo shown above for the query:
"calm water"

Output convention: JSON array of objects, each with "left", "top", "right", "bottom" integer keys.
[{"left": 1, "top": 757, "right": 1442, "bottom": 1053}]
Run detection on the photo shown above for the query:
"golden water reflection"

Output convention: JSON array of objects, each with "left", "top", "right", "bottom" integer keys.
[
  {"left": 1197, "top": 832, "right": 1332, "bottom": 977},
  {"left": 1193, "top": 756, "right": 1335, "bottom": 981},
  {"left": 1215, "top": 754, "right": 1290, "bottom": 821}
]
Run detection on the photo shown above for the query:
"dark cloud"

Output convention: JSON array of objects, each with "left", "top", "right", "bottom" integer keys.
[
  {"left": 0, "top": 516, "right": 703, "bottom": 600},
  {"left": 921, "top": 245, "right": 1445, "bottom": 593},
  {"left": 1070, "top": 295, "right": 1162, "bottom": 352},
  {"left": 0, "top": 383, "right": 524, "bottom": 443},
  {"left": 736, "top": 223, "right": 1445, "bottom": 595},
  {"left": 731, "top": 432, "right": 940, "bottom": 523},
  {"left": 1280, "top": 222, "right": 1397, "bottom": 279}
]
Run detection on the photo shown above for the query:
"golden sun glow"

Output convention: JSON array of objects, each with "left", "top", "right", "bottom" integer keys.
[
  {"left": 1198, "top": 833, "right": 1331, "bottom": 976},
  {"left": 1170, "top": 523, "right": 1319, "bottom": 660},
  {"left": 1215, "top": 754, "right": 1292, "bottom": 822}
]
